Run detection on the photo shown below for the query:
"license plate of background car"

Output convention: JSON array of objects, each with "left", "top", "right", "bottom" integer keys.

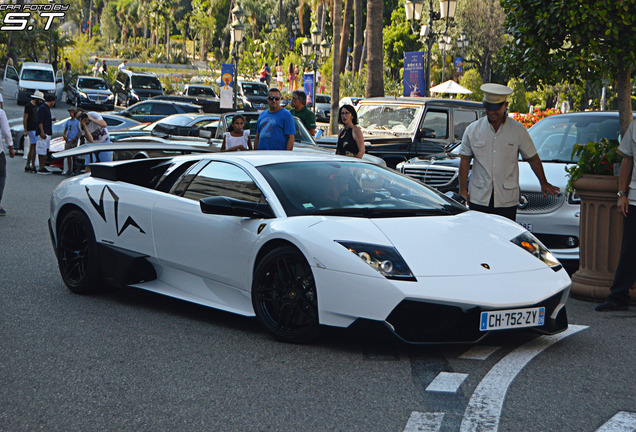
[
  {"left": 479, "top": 307, "right": 545, "bottom": 331},
  {"left": 518, "top": 222, "right": 532, "bottom": 231}
]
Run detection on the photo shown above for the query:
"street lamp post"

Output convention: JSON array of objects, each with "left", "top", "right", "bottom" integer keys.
[
  {"left": 456, "top": 31, "right": 469, "bottom": 80},
  {"left": 291, "top": 16, "right": 300, "bottom": 51},
  {"left": 440, "top": 35, "right": 452, "bottom": 83},
  {"left": 405, "top": 0, "right": 456, "bottom": 97},
  {"left": 301, "top": 25, "right": 331, "bottom": 113},
  {"left": 230, "top": 2, "right": 245, "bottom": 110}
]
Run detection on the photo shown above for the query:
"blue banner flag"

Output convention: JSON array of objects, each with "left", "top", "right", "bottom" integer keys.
[{"left": 403, "top": 51, "right": 426, "bottom": 97}]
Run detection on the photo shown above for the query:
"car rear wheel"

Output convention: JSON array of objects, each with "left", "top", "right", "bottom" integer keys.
[
  {"left": 57, "top": 210, "right": 105, "bottom": 294},
  {"left": 252, "top": 246, "right": 319, "bottom": 343}
]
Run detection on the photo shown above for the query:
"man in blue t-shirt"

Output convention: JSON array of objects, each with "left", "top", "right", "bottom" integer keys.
[{"left": 255, "top": 88, "right": 295, "bottom": 151}]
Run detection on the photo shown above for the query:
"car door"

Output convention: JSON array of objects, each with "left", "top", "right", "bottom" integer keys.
[
  {"left": 3, "top": 65, "right": 18, "bottom": 100},
  {"left": 415, "top": 108, "right": 450, "bottom": 155},
  {"left": 152, "top": 160, "right": 268, "bottom": 297},
  {"left": 55, "top": 69, "right": 64, "bottom": 100},
  {"left": 125, "top": 102, "right": 153, "bottom": 122}
]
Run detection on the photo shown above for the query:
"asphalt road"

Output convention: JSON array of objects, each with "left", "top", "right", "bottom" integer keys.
[{"left": 1, "top": 97, "right": 636, "bottom": 432}]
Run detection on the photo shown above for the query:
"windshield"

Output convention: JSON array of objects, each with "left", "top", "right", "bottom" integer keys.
[
  {"left": 21, "top": 69, "right": 53, "bottom": 82},
  {"left": 529, "top": 114, "right": 622, "bottom": 163},
  {"left": 132, "top": 76, "right": 162, "bottom": 90},
  {"left": 316, "top": 95, "right": 331, "bottom": 104},
  {"left": 258, "top": 161, "right": 466, "bottom": 217},
  {"left": 242, "top": 83, "right": 268, "bottom": 96},
  {"left": 356, "top": 104, "right": 422, "bottom": 133},
  {"left": 78, "top": 78, "right": 108, "bottom": 90},
  {"left": 189, "top": 86, "right": 216, "bottom": 96}
]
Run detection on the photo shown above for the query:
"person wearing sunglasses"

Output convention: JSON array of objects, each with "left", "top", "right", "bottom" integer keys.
[{"left": 254, "top": 88, "right": 296, "bottom": 151}]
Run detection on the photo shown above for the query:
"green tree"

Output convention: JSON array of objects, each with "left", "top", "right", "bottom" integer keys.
[
  {"left": 507, "top": 78, "right": 527, "bottom": 113},
  {"left": 500, "top": 0, "right": 636, "bottom": 134},
  {"left": 365, "top": 0, "right": 384, "bottom": 98},
  {"left": 382, "top": 6, "right": 419, "bottom": 80},
  {"left": 459, "top": 68, "right": 483, "bottom": 101}
]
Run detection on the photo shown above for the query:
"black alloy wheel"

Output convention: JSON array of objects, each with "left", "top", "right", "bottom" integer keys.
[
  {"left": 57, "top": 210, "right": 104, "bottom": 294},
  {"left": 252, "top": 246, "right": 319, "bottom": 343}
]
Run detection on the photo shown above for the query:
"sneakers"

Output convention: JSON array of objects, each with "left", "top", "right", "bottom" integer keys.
[
  {"left": 37, "top": 168, "right": 52, "bottom": 175},
  {"left": 25, "top": 165, "right": 35, "bottom": 173},
  {"left": 61, "top": 170, "right": 69, "bottom": 176},
  {"left": 0, "top": 207, "right": 5, "bottom": 216},
  {"left": 595, "top": 301, "right": 629, "bottom": 312}
]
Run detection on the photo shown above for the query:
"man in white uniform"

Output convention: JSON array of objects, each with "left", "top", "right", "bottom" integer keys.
[{"left": 458, "top": 83, "right": 559, "bottom": 221}]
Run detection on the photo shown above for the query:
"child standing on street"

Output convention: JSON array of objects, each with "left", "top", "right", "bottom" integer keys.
[{"left": 221, "top": 114, "right": 252, "bottom": 152}]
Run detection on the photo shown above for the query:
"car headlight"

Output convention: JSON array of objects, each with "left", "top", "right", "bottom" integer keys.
[
  {"left": 511, "top": 232, "right": 562, "bottom": 271},
  {"left": 107, "top": 94, "right": 114, "bottom": 100},
  {"left": 79, "top": 91, "right": 87, "bottom": 98},
  {"left": 336, "top": 241, "right": 416, "bottom": 281}
]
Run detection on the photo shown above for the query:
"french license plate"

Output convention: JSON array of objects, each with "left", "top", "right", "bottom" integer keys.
[
  {"left": 479, "top": 307, "right": 545, "bottom": 331},
  {"left": 518, "top": 222, "right": 532, "bottom": 232}
]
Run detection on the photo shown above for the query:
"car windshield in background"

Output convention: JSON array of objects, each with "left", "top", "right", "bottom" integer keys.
[
  {"left": 190, "top": 87, "right": 216, "bottom": 96},
  {"left": 132, "top": 76, "right": 162, "bottom": 90},
  {"left": 224, "top": 114, "right": 259, "bottom": 135},
  {"left": 356, "top": 104, "right": 422, "bottom": 133},
  {"left": 242, "top": 83, "right": 268, "bottom": 96},
  {"left": 316, "top": 95, "right": 331, "bottom": 104},
  {"left": 529, "top": 114, "right": 621, "bottom": 163},
  {"left": 258, "top": 161, "right": 466, "bottom": 217},
  {"left": 21, "top": 69, "right": 53, "bottom": 82},
  {"left": 158, "top": 114, "right": 200, "bottom": 127},
  {"left": 78, "top": 78, "right": 108, "bottom": 90}
]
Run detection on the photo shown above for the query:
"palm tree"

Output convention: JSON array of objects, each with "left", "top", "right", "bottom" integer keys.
[
  {"left": 352, "top": 0, "right": 363, "bottom": 75},
  {"left": 338, "top": 0, "right": 353, "bottom": 74},
  {"left": 365, "top": 0, "right": 384, "bottom": 97},
  {"left": 329, "top": 0, "right": 342, "bottom": 134}
]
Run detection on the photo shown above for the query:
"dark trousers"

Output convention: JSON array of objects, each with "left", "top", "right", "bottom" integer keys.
[
  {"left": 608, "top": 205, "right": 636, "bottom": 304},
  {"left": 469, "top": 193, "right": 517, "bottom": 221},
  {"left": 0, "top": 152, "right": 6, "bottom": 205}
]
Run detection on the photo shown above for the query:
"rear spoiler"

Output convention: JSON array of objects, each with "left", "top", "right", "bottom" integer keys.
[{"left": 52, "top": 142, "right": 214, "bottom": 159}]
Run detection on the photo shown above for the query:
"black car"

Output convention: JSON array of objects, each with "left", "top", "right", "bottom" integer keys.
[
  {"left": 116, "top": 100, "right": 202, "bottom": 123},
  {"left": 108, "top": 113, "right": 221, "bottom": 142},
  {"left": 113, "top": 70, "right": 164, "bottom": 107},
  {"left": 66, "top": 75, "right": 115, "bottom": 111}
]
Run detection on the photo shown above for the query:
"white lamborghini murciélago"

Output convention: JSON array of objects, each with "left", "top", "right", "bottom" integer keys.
[{"left": 49, "top": 151, "right": 570, "bottom": 344}]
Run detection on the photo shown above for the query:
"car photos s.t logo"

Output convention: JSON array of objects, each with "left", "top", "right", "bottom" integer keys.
[{"left": 0, "top": 3, "right": 69, "bottom": 32}]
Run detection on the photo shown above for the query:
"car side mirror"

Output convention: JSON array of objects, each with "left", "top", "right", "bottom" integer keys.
[
  {"left": 200, "top": 196, "right": 274, "bottom": 218},
  {"left": 199, "top": 130, "right": 212, "bottom": 139},
  {"left": 417, "top": 128, "right": 436, "bottom": 139}
]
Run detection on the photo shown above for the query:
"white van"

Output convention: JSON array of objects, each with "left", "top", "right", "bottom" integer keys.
[{"left": 3, "top": 62, "right": 64, "bottom": 105}]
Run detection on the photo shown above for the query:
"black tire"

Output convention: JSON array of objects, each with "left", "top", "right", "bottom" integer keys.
[
  {"left": 56, "top": 210, "right": 104, "bottom": 294},
  {"left": 252, "top": 246, "right": 319, "bottom": 343}
]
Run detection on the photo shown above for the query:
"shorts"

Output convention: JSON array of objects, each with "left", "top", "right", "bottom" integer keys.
[
  {"left": 64, "top": 138, "right": 78, "bottom": 150},
  {"left": 28, "top": 130, "right": 38, "bottom": 146},
  {"left": 35, "top": 135, "right": 51, "bottom": 156}
]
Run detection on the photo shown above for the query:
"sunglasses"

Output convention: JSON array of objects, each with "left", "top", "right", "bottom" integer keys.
[{"left": 267, "top": 96, "right": 281, "bottom": 101}]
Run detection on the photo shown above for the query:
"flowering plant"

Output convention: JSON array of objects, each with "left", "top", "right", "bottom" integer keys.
[
  {"left": 512, "top": 108, "right": 561, "bottom": 128},
  {"left": 565, "top": 138, "right": 621, "bottom": 193}
]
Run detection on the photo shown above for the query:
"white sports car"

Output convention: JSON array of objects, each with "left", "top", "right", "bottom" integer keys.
[{"left": 49, "top": 152, "right": 570, "bottom": 344}]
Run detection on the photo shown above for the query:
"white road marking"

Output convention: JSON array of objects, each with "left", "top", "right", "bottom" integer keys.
[
  {"left": 597, "top": 412, "right": 636, "bottom": 432},
  {"left": 426, "top": 372, "right": 469, "bottom": 393},
  {"left": 459, "top": 345, "right": 500, "bottom": 360},
  {"left": 404, "top": 412, "right": 444, "bottom": 432},
  {"left": 459, "top": 324, "right": 588, "bottom": 432}
]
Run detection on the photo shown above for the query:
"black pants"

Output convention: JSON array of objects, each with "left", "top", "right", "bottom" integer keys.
[
  {"left": 608, "top": 205, "right": 636, "bottom": 304},
  {"left": 469, "top": 193, "right": 517, "bottom": 221}
]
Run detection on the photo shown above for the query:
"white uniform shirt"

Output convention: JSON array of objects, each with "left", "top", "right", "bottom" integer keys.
[
  {"left": 459, "top": 116, "right": 537, "bottom": 207},
  {"left": 618, "top": 120, "right": 636, "bottom": 206}
]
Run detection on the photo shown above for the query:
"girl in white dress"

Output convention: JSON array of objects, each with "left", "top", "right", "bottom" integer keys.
[{"left": 221, "top": 114, "right": 252, "bottom": 152}]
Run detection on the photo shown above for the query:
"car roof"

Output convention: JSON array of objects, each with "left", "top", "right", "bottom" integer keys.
[
  {"left": 77, "top": 75, "right": 106, "bottom": 80},
  {"left": 196, "top": 151, "right": 369, "bottom": 168},
  {"left": 137, "top": 100, "right": 201, "bottom": 109},
  {"left": 535, "top": 111, "right": 634, "bottom": 118},
  {"left": 21, "top": 62, "right": 54, "bottom": 70},
  {"left": 358, "top": 96, "right": 483, "bottom": 108}
]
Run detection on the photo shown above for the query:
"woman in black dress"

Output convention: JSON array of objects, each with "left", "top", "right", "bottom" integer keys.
[{"left": 336, "top": 104, "right": 365, "bottom": 158}]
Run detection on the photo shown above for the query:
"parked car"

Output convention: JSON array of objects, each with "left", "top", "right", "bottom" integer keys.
[
  {"left": 108, "top": 113, "right": 221, "bottom": 143},
  {"left": 49, "top": 152, "right": 569, "bottom": 343},
  {"left": 181, "top": 84, "right": 217, "bottom": 98},
  {"left": 2, "top": 61, "right": 64, "bottom": 104},
  {"left": 313, "top": 94, "right": 332, "bottom": 122},
  {"left": 397, "top": 111, "right": 635, "bottom": 267},
  {"left": 115, "top": 100, "right": 202, "bottom": 123},
  {"left": 66, "top": 75, "right": 115, "bottom": 111},
  {"left": 316, "top": 97, "right": 485, "bottom": 168},
  {"left": 152, "top": 94, "right": 254, "bottom": 113},
  {"left": 216, "top": 79, "right": 269, "bottom": 110},
  {"left": 339, "top": 96, "right": 365, "bottom": 108},
  {"left": 113, "top": 70, "right": 163, "bottom": 107},
  {"left": 10, "top": 113, "right": 140, "bottom": 154}
]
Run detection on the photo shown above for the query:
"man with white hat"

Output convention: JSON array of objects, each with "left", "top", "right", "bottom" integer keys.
[
  {"left": 23, "top": 90, "right": 44, "bottom": 173},
  {"left": 458, "top": 83, "right": 559, "bottom": 221}
]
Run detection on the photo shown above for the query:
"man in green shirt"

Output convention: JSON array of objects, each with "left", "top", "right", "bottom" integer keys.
[{"left": 289, "top": 90, "right": 316, "bottom": 137}]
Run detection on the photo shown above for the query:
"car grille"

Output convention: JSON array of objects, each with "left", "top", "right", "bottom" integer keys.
[
  {"left": 403, "top": 165, "right": 458, "bottom": 188},
  {"left": 88, "top": 94, "right": 109, "bottom": 102},
  {"left": 518, "top": 192, "right": 565, "bottom": 213}
]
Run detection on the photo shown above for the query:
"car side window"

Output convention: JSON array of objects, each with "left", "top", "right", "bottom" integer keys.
[
  {"left": 420, "top": 110, "right": 448, "bottom": 139},
  {"left": 182, "top": 161, "right": 266, "bottom": 204},
  {"left": 129, "top": 103, "right": 152, "bottom": 115},
  {"left": 151, "top": 103, "right": 177, "bottom": 115},
  {"left": 453, "top": 109, "right": 478, "bottom": 140},
  {"left": 104, "top": 118, "right": 123, "bottom": 127}
]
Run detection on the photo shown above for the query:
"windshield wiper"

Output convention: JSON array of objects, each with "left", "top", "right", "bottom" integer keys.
[{"left": 374, "top": 125, "right": 397, "bottom": 136}]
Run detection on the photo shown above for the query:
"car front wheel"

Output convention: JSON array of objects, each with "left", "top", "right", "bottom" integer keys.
[
  {"left": 57, "top": 210, "right": 105, "bottom": 294},
  {"left": 252, "top": 246, "right": 319, "bottom": 343}
]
